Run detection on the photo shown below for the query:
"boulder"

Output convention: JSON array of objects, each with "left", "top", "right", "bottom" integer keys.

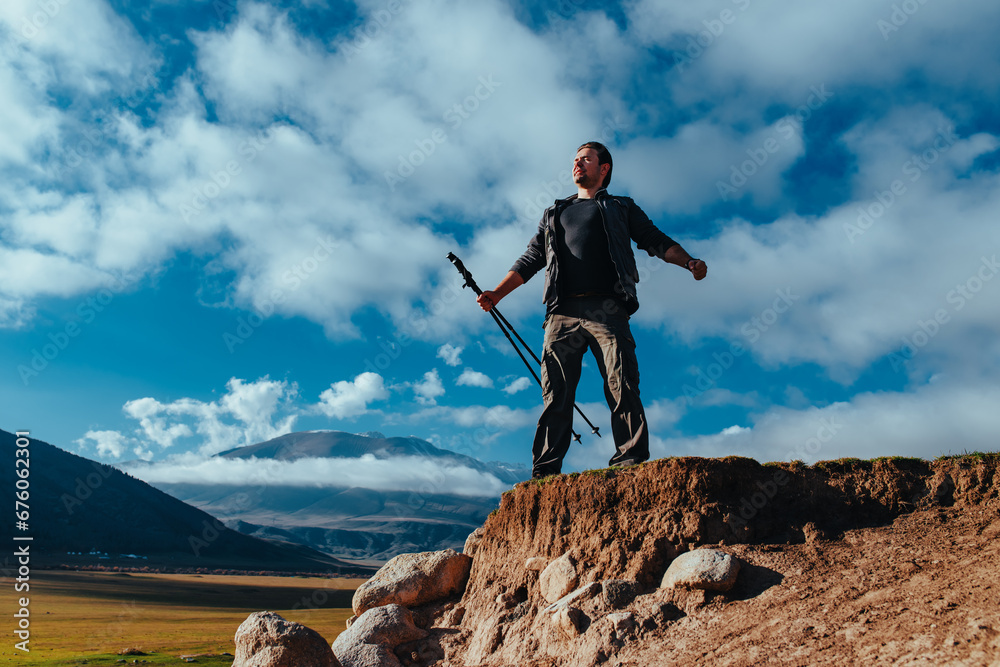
[
  {"left": 605, "top": 612, "right": 636, "bottom": 639},
  {"left": 332, "top": 604, "right": 426, "bottom": 667},
  {"left": 552, "top": 606, "right": 587, "bottom": 639},
  {"left": 525, "top": 556, "right": 547, "bottom": 571},
  {"left": 233, "top": 611, "right": 339, "bottom": 667},
  {"left": 601, "top": 579, "right": 640, "bottom": 609},
  {"left": 464, "top": 526, "right": 486, "bottom": 556},
  {"left": 660, "top": 549, "right": 741, "bottom": 592},
  {"left": 539, "top": 552, "right": 578, "bottom": 603},
  {"left": 334, "top": 643, "right": 402, "bottom": 667},
  {"left": 352, "top": 548, "right": 472, "bottom": 616}
]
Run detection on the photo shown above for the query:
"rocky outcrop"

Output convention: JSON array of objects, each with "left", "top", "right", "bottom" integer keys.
[
  {"left": 660, "top": 548, "right": 741, "bottom": 591},
  {"left": 538, "top": 552, "right": 578, "bottom": 603},
  {"left": 436, "top": 455, "right": 1000, "bottom": 666},
  {"left": 233, "top": 612, "right": 340, "bottom": 667},
  {"left": 231, "top": 455, "right": 1000, "bottom": 667},
  {"left": 332, "top": 604, "right": 426, "bottom": 667},
  {"left": 463, "top": 526, "right": 485, "bottom": 557},
  {"left": 351, "top": 548, "right": 472, "bottom": 616}
]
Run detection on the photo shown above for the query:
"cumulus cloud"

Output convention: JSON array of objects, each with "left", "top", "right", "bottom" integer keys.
[
  {"left": 437, "top": 343, "right": 463, "bottom": 366},
  {"left": 412, "top": 403, "right": 537, "bottom": 431},
  {"left": 7, "top": 0, "right": 1000, "bottom": 472},
  {"left": 76, "top": 429, "right": 128, "bottom": 459},
  {"left": 568, "top": 378, "right": 1000, "bottom": 471},
  {"left": 91, "top": 377, "right": 300, "bottom": 458},
  {"left": 316, "top": 372, "right": 389, "bottom": 419},
  {"left": 4, "top": 0, "right": 995, "bottom": 377},
  {"left": 122, "top": 454, "right": 510, "bottom": 497},
  {"left": 617, "top": 118, "right": 806, "bottom": 214},
  {"left": 629, "top": 112, "right": 1000, "bottom": 383},
  {"left": 502, "top": 377, "right": 532, "bottom": 395},
  {"left": 644, "top": 398, "right": 686, "bottom": 431},
  {"left": 456, "top": 368, "right": 493, "bottom": 388},
  {"left": 412, "top": 369, "right": 445, "bottom": 405}
]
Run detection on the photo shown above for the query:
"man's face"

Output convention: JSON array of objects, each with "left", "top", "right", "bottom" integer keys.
[{"left": 573, "top": 147, "right": 607, "bottom": 190}]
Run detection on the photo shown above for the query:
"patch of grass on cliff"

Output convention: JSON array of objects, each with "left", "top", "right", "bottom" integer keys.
[
  {"left": 720, "top": 455, "right": 759, "bottom": 465},
  {"left": 872, "top": 455, "right": 926, "bottom": 464},
  {"left": 523, "top": 474, "right": 558, "bottom": 487},
  {"left": 583, "top": 467, "right": 616, "bottom": 478},
  {"left": 813, "top": 457, "right": 866, "bottom": 471},
  {"left": 936, "top": 451, "right": 1000, "bottom": 462}
]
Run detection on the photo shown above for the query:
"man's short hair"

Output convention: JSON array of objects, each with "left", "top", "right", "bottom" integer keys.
[{"left": 577, "top": 141, "right": 613, "bottom": 189}]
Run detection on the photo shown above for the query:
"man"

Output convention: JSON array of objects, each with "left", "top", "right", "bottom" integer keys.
[{"left": 478, "top": 141, "right": 707, "bottom": 478}]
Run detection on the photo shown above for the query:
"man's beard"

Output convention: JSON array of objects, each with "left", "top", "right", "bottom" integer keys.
[{"left": 574, "top": 170, "right": 600, "bottom": 189}]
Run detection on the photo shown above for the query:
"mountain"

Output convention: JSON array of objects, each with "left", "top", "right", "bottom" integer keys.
[
  {"left": 150, "top": 430, "right": 530, "bottom": 563},
  {"left": 217, "top": 430, "right": 528, "bottom": 485},
  {"left": 0, "top": 429, "right": 372, "bottom": 574}
]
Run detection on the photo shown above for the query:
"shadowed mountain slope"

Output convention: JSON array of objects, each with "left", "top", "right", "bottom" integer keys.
[
  {"left": 0, "top": 429, "right": 372, "bottom": 574},
  {"left": 148, "top": 430, "right": 530, "bottom": 563}
]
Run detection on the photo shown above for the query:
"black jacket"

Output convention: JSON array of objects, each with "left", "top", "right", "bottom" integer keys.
[{"left": 510, "top": 189, "right": 677, "bottom": 315}]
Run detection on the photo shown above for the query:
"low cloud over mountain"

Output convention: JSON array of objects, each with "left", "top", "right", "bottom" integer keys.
[{"left": 122, "top": 430, "right": 529, "bottom": 562}]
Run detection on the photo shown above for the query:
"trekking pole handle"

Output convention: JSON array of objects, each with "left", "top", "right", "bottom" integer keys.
[
  {"left": 446, "top": 252, "right": 484, "bottom": 296},
  {"left": 446, "top": 252, "right": 598, "bottom": 442}
]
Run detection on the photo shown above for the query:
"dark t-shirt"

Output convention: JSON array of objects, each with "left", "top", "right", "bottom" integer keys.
[{"left": 554, "top": 198, "right": 619, "bottom": 297}]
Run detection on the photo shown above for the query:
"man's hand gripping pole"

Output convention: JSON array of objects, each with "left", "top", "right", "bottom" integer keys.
[{"left": 446, "top": 252, "right": 601, "bottom": 442}]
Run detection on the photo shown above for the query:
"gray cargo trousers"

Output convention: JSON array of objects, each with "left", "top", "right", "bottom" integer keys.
[{"left": 531, "top": 296, "right": 650, "bottom": 477}]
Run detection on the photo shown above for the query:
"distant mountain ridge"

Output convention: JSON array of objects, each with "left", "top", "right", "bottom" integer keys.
[
  {"left": 152, "top": 430, "right": 530, "bottom": 563},
  {"left": 0, "top": 429, "right": 372, "bottom": 574},
  {"left": 217, "top": 430, "right": 528, "bottom": 485}
]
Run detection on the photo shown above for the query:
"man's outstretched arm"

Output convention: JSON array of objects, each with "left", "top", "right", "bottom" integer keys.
[
  {"left": 477, "top": 271, "right": 525, "bottom": 311},
  {"left": 663, "top": 245, "right": 707, "bottom": 280}
]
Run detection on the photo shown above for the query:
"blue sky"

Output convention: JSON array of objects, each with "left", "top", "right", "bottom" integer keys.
[{"left": 3, "top": 0, "right": 1000, "bottom": 492}]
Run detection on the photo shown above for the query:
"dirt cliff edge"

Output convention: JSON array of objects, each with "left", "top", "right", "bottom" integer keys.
[{"left": 427, "top": 455, "right": 1000, "bottom": 666}]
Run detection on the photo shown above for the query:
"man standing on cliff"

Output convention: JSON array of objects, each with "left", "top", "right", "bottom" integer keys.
[{"left": 477, "top": 142, "right": 707, "bottom": 479}]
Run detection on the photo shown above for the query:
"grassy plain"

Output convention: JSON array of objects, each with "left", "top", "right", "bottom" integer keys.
[{"left": 1, "top": 570, "right": 364, "bottom": 666}]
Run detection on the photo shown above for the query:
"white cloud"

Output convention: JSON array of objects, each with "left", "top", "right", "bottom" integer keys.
[
  {"left": 76, "top": 429, "right": 128, "bottom": 459},
  {"left": 502, "top": 377, "right": 532, "bottom": 395},
  {"left": 644, "top": 398, "right": 685, "bottom": 430},
  {"left": 0, "top": 0, "right": 997, "bottom": 363},
  {"left": 316, "top": 372, "right": 389, "bottom": 419},
  {"left": 409, "top": 404, "right": 538, "bottom": 441},
  {"left": 0, "top": 247, "right": 112, "bottom": 299},
  {"left": 413, "top": 369, "right": 445, "bottom": 405},
  {"left": 0, "top": 0, "right": 621, "bottom": 340},
  {"left": 456, "top": 368, "right": 493, "bottom": 388},
  {"left": 123, "top": 397, "right": 195, "bottom": 450},
  {"left": 0, "top": 0, "right": 154, "bottom": 92},
  {"left": 627, "top": 0, "right": 1000, "bottom": 105},
  {"left": 565, "top": 378, "right": 1000, "bottom": 472},
  {"left": 657, "top": 378, "right": 1000, "bottom": 465},
  {"left": 122, "top": 454, "right": 510, "bottom": 497},
  {"left": 687, "top": 388, "right": 759, "bottom": 409},
  {"left": 115, "top": 377, "right": 299, "bottom": 456},
  {"left": 629, "top": 111, "right": 1000, "bottom": 382},
  {"left": 6, "top": 0, "right": 1000, "bottom": 475},
  {"left": 437, "top": 343, "right": 463, "bottom": 366},
  {"left": 617, "top": 118, "right": 805, "bottom": 214},
  {"left": 0, "top": 297, "right": 33, "bottom": 329}
]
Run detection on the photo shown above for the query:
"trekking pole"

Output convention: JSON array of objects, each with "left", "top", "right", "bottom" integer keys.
[{"left": 446, "top": 252, "right": 601, "bottom": 441}]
